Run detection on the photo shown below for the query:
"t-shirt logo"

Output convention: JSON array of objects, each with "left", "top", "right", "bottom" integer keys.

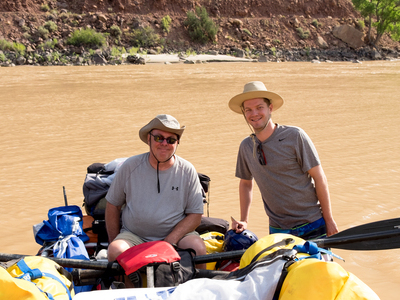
[{"left": 172, "top": 186, "right": 179, "bottom": 191}]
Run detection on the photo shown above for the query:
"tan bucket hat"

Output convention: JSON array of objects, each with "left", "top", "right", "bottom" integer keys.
[
  {"left": 139, "top": 114, "right": 185, "bottom": 144},
  {"left": 229, "top": 81, "right": 284, "bottom": 114}
]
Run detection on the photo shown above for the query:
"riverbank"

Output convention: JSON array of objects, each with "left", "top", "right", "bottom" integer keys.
[{"left": 1, "top": 45, "right": 398, "bottom": 67}]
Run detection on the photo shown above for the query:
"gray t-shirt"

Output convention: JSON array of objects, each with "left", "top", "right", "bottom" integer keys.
[
  {"left": 236, "top": 124, "right": 322, "bottom": 229},
  {"left": 106, "top": 153, "right": 204, "bottom": 241}
]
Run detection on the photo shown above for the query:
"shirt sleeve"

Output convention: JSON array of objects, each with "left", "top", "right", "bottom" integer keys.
[
  {"left": 296, "top": 129, "right": 321, "bottom": 173},
  {"left": 105, "top": 158, "right": 130, "bottom": 207},
  {"left": 183, "top": 162, "right": 204, "bottom": 215},
  {"left": 235, "top": 138, "right": 254, "bottom": 180}
]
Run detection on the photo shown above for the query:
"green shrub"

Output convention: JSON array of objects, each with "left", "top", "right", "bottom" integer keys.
[
  {"left": 110, "top": 46, "right": 127, "bottom": 57},
  {"left": 67, "top": 28, "right": 106, "bottom": 47},
  {"left": 110, "top": 25, "right": 122, "bottom": 37},
  {"left": 23, "top": 32, "right": 31, "bottom": 40},
  {"left": 44, "top": 21, "right": 58, "bottom": 32},
  {"left": 243, "top": 28, "right": 252, "bottom": 36},
  {"left": 270, "top": 47, "right": 277, "bottom": 56},
  {"left": 0, "top": 39, "right": 25, "bottom": 55},
  {"left": 0, "top": 39, "right": 12, "bottom": 51},
  {"left": 49, "top": 51, "right": 60, "bottom": 62},
  {"left": 38, "top": 26, "right": 50, "bottom": 39},
  {"left": 110, "top": 47, "right": 121, "bottom": 57},
  {"left": 311, "top": 19, "right": 320, "bottom": 28},
  {"left": 41, "top": 4, "right": 50, "bottom": 12},
  {"left": 12, "top": 42, "right": 26, "bottom": 55},
  {"left": 296, "top": 27, "right": 310, "bottom": 39},
  {"left": 59, "top": 12, "right": 70, "bottom": 20},
  {"left": 70, "top": 19, "right": 79, "bottom": 27},
  {"left": 38, "top": 38, "right": 58, "bottom": 50},
  {"left": 22, "top": 25, "right": 30, "bottom": 32},
  {"left": 304, "top": 46, "right": 311, "bottom": 56},
  {"left": 128, "top": 47, "right": 139, "bottom": 55},
  {"left": 161, "top": 15, "right": 172, "bottom": 33},
  {"left": 184, "top": 6, "right": 218, "bottom": 44},
  {"left": 129, "top": 26, "right": 160, "bottom": 47},
  {"left": 186, "top": 48, "right": 196, "bottom": 56}
]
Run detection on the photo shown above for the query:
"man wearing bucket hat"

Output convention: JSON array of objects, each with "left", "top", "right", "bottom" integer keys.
[
  {"left": 229, "top": 81, "right": 338, "bottom": 239},
  {"left": 105, "top": 114, "right": 206, "bottom": 268}
]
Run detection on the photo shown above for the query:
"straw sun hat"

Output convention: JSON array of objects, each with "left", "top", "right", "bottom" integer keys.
[
  {"left": 229, "top": 81, "right": 284, "bottom": 114},
  {"left": 139, "top": 114, "right": 185, "bottom": 144}
]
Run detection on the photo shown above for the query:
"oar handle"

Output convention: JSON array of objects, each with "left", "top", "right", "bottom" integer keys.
[
  {"left": 0, "top": 253, "right": 122, "bottom": 271},
  {"left": 2, "top": 220, "right": 400, "bottom": 272},
  {"left": 0, "top": 250, "right": 243, "bottom": 272},
  {"left": 193, "top": 249, "right": 245, "bottom": 264}
]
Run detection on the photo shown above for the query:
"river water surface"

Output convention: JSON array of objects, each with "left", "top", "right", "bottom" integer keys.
[{"left": 1, "top": 61, "right": 399, "bottom": 299}]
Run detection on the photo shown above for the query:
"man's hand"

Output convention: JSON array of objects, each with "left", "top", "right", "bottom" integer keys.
[
  {"left": 231, "top": 216, "right": 247, "bottom": 233},
  {"left": 325, "top": 218, "right": 339, "bottom": 237}
]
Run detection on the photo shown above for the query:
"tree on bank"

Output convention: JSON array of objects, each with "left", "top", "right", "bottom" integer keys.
[
  {"left": 184, "top": 6, "right": 218, "bottom": 44},
  {"left": 352, "top": 0, "right": 400, "bottom": 46}
]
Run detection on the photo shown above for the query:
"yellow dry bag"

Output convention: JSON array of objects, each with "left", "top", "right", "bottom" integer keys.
[
  {"left": 239, "top": 233, "right": 307, "bottom": 269},
  {"left": 0, "top": 256, "right": 75, "bottom": 300},
  {"left": 200, "top": 231, "right": 225, "bottom": 270},
  {"left": 279, "top": 258, "right": 380, "bottom": 300}
]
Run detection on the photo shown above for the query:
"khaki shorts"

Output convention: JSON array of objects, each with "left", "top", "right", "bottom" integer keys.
[{"left": 115, "top": 229, "right": 199, "bottom": 247}]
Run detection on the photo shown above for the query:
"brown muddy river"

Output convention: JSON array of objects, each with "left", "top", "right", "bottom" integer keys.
[{"left": 1, "top": 61, "right": 399, "bottom": 299}]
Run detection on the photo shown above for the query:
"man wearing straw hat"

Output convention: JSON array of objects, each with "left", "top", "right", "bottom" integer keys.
[
  {"left": 229, "top": 81, "right": 338, "bottom": 239},
  {"left": 105, "top": 114, "right": 206, "bottom": 268}
]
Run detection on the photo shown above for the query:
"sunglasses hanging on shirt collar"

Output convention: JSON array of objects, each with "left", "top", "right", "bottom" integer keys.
[{"left": 257, "top": 143, "right": 267, "bottom": 165}]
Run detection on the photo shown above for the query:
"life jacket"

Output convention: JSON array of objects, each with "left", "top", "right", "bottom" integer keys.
[
  {"left": 117, "top": 241, "right": 197, "bottom": 288},
  {"left": 0, "top": 256, "right": 74, "bottom": 300}
]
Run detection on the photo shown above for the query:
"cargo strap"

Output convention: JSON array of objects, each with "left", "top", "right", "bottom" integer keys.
[
  {"left": 250, "top": 238, "right": 295, "bottom": 265},
  {"left": 16, "top": 259, "right": 72, "bottom": 300}
]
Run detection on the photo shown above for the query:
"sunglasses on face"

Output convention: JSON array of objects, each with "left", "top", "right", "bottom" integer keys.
[
  {"left": 257, "top": 143, "right": 267, "bottom": 165},
  {"left": 150, "top": 133, "right": 178, "bottom": 144}
]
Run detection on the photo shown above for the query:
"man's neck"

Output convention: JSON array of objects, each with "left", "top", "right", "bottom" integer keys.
[
  {"left": 255, "top": 121, "right": 276, "bottom": 142},
  {"left": 149, "top": 154, "right": 175, "bottom": 171}
]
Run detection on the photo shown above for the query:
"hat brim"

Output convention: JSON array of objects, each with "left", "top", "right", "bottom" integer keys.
[
  {"left": 139, "top": 119, "right": 185, "bottom": 144},
  {"left": 229, "top": 90, "right": 284, "bottom": 114}
]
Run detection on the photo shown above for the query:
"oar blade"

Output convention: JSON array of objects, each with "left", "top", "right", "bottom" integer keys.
[
  {"left": 337, "top": 237, "right": 400, "bottom": 250},
  {"left": 332, "top": 218, "right": 400, "bottom": 238},
  {"left": 312, "top": 217, "right": 400, "bottom": 251},
  {"left": 320, "top": 231, "right": 400, "bottom": 250}
]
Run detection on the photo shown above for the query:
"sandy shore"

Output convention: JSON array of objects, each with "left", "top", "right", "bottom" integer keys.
[{"left": 140, "top": 54, "right": 254, "bottom": 64}]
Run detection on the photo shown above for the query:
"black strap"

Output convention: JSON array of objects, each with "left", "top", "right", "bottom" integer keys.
[
  {"left": 272, "top": 260, "right": 296, "bottom": 300},
  {"left": 250, "top": 238, "right": 295, "bottom": 265},
  {"left": 157, "top": 161, "right": 160, "bottom": 193}
]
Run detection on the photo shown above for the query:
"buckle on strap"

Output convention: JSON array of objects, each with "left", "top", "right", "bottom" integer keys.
[{"left": 172, "top": 261, "right": 181, "bottom": 272}]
